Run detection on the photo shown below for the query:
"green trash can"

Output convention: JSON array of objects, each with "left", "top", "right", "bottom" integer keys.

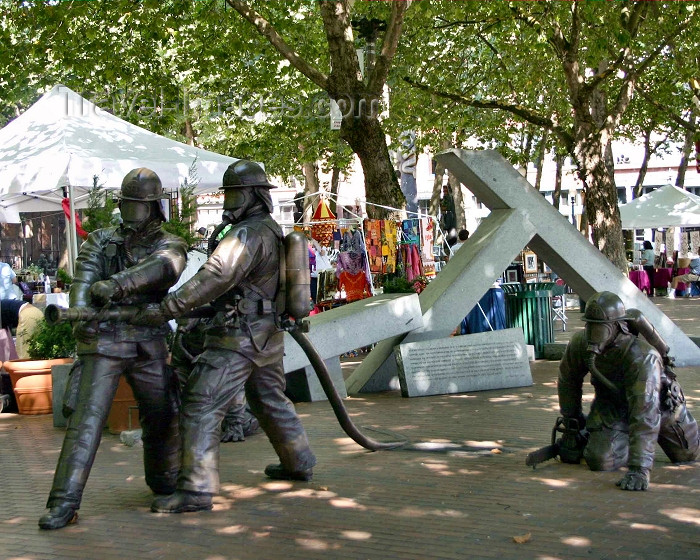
[{"left": 501, "top": 282, "right": 555, "bottom": 359}]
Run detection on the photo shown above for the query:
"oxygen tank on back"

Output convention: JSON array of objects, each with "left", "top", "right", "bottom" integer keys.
[{"left": 283, "top": 231, "right": 311, "bottom": 320}]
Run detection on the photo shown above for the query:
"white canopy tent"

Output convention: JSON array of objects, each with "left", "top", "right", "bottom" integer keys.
[
  {"left": 0, "top": 84, "right": 238, "bottom": 271},
  {"left": 619, "top": 184, "right": 700, "bottom": 229}
]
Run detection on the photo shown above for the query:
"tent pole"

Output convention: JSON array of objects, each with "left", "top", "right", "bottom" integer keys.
[
  {"left": 67, "top": 184, "right": 79, "bottom": 277},
  {"left": 63, "top": 210, "right": 72, "bottom": 276},
  {"left": 62, "top": 187, "right": 73, "bottom": 276}
]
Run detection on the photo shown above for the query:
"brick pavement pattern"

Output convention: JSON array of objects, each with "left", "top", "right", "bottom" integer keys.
[{"left": 0, "top": 297, "right": 698, "bottom": 560}]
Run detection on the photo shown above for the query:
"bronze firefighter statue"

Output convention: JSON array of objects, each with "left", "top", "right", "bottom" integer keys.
[
  {"left": 527, "top": 291, "right": 699, "bottom": 491},
  {"left": 133, "top": 159, "right": 316, "bottom": 514},
  {"left": 39, "top": 168, "right": 188, "bottom": 529},
  {"left": 170, "top": 316, "right": 260, "bottom": 442}
]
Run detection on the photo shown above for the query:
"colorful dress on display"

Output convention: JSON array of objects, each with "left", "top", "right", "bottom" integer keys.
[
  {"left": 381, "top": 220, "right": 397, "bottom": 274},
  {"left": 338, "top": 270, "right": 370, "bottom": 302},
  {"left": 401, "top": 244, "right": 423, "bottom": 283},
  {"left": 336, "top": 250, "right": 371, "bottom": 301},
  {"left": 364, "top": 219, "right": 383, "bottom": 273}
]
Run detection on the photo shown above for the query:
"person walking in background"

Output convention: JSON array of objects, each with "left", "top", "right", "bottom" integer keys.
[
  {"left": 451, "top": 229, "right": 470, "bottom": 253},
  {"left": 640, "top": 241, "right": 655, "bottom": 296},
  {"left": 0, "top": 261, "right": 20, "bottom": 300},
  {"left": 669, "top": 253, "right": 700, "bottom": 298},
  {"left": 0, "top": 299, "right": 44, "bottom": 359}
]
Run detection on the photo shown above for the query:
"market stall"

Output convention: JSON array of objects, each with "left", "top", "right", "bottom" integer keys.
[
  {"left": 294, "top": 193, "right": 444, "bottom": 311},
  {"left": 619, "top": 185, "right": 700, "bottom": 294}
]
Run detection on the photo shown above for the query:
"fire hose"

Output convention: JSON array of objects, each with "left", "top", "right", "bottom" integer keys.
[
  {"left": 287, "top": 321, "right": 406, "bottom": 451},
  {"left": 45, "top": 304, "right": 407, "bottom": 451}
]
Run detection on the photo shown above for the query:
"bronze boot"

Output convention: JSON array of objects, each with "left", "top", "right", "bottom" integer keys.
[
  {"left": 38, "top": 506, "right": 78, "bottom": 530},
  {"left": 151, "top": 490, "right": 213, "bottom": 513}
]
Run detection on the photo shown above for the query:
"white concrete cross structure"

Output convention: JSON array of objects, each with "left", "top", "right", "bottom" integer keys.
[{"left": 346, "top": 149, "right": 700, "bottom": 394}]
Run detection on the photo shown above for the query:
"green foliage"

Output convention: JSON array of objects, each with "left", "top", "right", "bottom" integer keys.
[
  {"left": 56, "top": 268, "right": 73, "bottom": 285},
  {"left": 162, "top": 158, "right": 199, "bottom": 247},
  {"left": 2, "top": 0, "right": 698, "bottom": 244},
  {"left": 25, "top": 320, "right": 76, "bottom": 360},
  {"left": 381, "top": 275, "right": 414, "bottom": 294},
  {"left": 21, "top": 264, "right": 43, "bottom": 279},
  {"left": 82, "top": 176, "right": 118, "bottom": 233}
]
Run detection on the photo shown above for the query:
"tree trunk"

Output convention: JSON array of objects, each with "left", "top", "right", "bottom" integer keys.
[
  {"left": 429, "top": 157, "right": 444, "bottom": 220},
  {"left": 633, "top": 129, "right": 653, "bottom": 199},
  {"left": 301, "top": 160, "right": 319, "bottom": 224},
  {"left": 553, "top": 152, "right": 564, "bottom": 211},
  {"left": 329, "top": 166, "right": 340, "bottom": 215},
  {"left": 518, "top": 132, "right": 533, "bottom": 176},
  {"left": 340, "top": 115, "right": 404, "bottom": 218},
  {"left": 579, "top": 189, "right": 590, "bottom": 236},
  {"left": 448, "top": 171, "right": 466, "bottom": 231},
  {"left": 676, "top": 112, "right": 696, "bottom": 189},
  {"left": 228, "top": 0, "right": 410, "bottom": 218},
  {"left": 183, "top": 118, "right": 196, "bottom": 147},
  {"left": 300, "top": 143, "right": 320, "bottom": 225},
  {"left": 575, "top": 131, "right": 627, "bottom": 270},
  {"left": 534, "top": 133, "right": 547, "bottom": 191}
]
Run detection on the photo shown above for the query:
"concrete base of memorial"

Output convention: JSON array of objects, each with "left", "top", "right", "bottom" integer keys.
[{"left": 395, "top": 328, "right": 532, "bottom": 397}]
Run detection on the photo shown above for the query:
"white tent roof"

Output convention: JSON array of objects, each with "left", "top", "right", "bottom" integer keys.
[
  {"left": 0, "top": 85, "right": 237, "bottom": 222},
  {"left": 619, "top": 184, "right": 700, "bottom": 229}
]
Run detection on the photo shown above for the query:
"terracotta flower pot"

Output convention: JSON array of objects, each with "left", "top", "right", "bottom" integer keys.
[
  {"left": 3, "top": 358, "right": 74, "bottom": 415},
  {"left": 107, "top": 376, "right": 140, "bottom": 434}
]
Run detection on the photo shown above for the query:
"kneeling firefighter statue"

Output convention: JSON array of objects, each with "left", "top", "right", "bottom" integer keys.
[{"left": 527, "top": 291, "right": 699, "bottom": 491}]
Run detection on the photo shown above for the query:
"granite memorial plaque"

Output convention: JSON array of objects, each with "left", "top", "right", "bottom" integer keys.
[{"left": 395, "top": 328, "right": 532, "bottom": 397}]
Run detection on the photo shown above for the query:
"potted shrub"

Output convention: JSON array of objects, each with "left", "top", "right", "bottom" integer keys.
[
  {"left": 3, "top": 319, "right": 75, "bottom": 415},
  {"left": 22, "top": 263, "right": 44, "bottom": 282},
  {"left": 56, "top": 268, "right": 72, "bottom": 291}
]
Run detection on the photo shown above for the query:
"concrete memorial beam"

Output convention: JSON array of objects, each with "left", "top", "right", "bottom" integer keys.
[
  {"left": 347, "top": 149, "right": 700, "bottom": 394},
  {"left": 283, "top": 293, "right": 423, "bottom": 400},
  {"left": 439, "top": 149, "right": 700, "bottom": 367}
]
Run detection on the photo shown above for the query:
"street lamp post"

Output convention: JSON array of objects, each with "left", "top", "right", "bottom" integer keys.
[{"left": 570, "top": 196, "right": 576, "bottom": 226}]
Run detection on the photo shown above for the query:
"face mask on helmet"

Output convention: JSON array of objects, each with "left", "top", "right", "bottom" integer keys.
[
  {"left": 120, "top": 199, "right": 152, "bottom": 230},
  {"left": 585, "top": 322, "right": 617, "bottom": 354},
  {"left": 223, "top": 187, "right": 257, "bottom": 222}
]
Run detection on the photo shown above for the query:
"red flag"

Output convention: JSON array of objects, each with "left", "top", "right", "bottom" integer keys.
[{"left": 62, "top": 198, "right": 88, "bottom": 239}]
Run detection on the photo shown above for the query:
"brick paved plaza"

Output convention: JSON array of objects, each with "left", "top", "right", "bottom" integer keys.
[{"left": 0, "top": 298, "right": 698, "bottom": 560}]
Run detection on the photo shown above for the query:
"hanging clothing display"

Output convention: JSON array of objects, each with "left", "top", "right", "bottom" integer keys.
[
  {"left": 382, "top": 219, "right": 397, "bottom": 274},
  {"left": 400, "top": 243, "right": 423, "bottom": 283},
  {"left": 419, "top": 218, "right": 435, "bottom": 278},
  {"left": 310, "top": 198, "right": 336, "bottom": 246},
  {"left": 364, "top": 219, "right": 383, "bottom": 273},
  {"left": 337, "top": 251, "right": 366, "bottom": 276},
  {"left": 338, "top": 270, "right": 370, "bottom": 302},
  {"left": 340, "top": 227, "right": 364, "bottom": 253},
  {"left": 401, "top": 219, "right": 421, "bottom": 246},
  {"left": 316, "top": 269, "right": 339, "bottom": 303},
  {"left": 336, "top": 242, "right": 372, "bottom": 302},
  {"left": 363, "top": 219, "right": 400, "bottom": 275},
  {"left": 420, "top": 219, "right": 434, "bottom": 262},
  {"left": 399, "top": 219, "right": 423, "bottom": 283}
]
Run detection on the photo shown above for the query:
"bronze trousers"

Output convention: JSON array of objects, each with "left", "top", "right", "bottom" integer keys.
[{"left": 46, "top": 351, "right": 180, "bottom": 509}]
